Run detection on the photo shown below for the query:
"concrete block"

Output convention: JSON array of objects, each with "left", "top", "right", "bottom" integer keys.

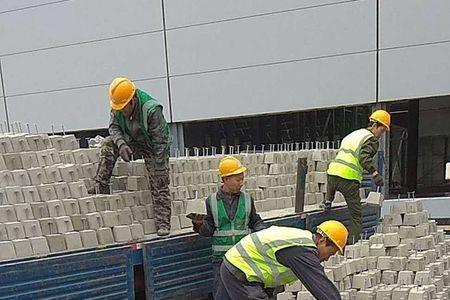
[
  {"left": 80, "top": 230, "right": 99, "bottom": 248},
  {"left": 58, "top": 164, "right": 79, "bottom": 183},
  {"left": 29, "top": 236, "right": 50, "bottom": 256},
  {"left": 14, "top": 203, "right": 33, "bottom": 220},
  {"left": 106, "top": 195, "right": 124, "bottom": 211},
  {"left": 131, "top": 159, "right": 148, "bottom": 176},
  {"left": 0, "top": 171, "right": 14, "bottom": 189},
  {"left": 21, "top": 186, "right": 41, "bottom": 203},
  {"left": 22, "top": 220, "right": 42, "bottom": 238},
  {"left": 185, "top": 199, "right": 207, "bottom": 214},
  {"left": 3, "top": 153, "right": 23, "bottom": 170},
  {"left": 96, "top": 228, "right": 114, "bottom": 245},
  {"left": 86, "top": 212, "right": 103, "bottom": 230},
  {"left": 61, "top": 135, "right": 78, "bottom": 150},
  {"left": 0, "top": 205, "right": 18, "bottom": 221},
  {"left": 0, "top": 188, "right": 8, "bottom": 205},
  {"left": 46, "top": 234, "right": 67, "bottom": 252},
  {"left": 377, "top": 256, "right": 392, "bottom": 270},
  {"left": 54, "top": 216, "right": 73, "bottom": 233},
  {"left": 415, "top": 224, "right": 429, "bottom": 238},
  {"left": 276, "top": 292, "right": 295, "bottom": 300},
  {"left": 269, "top": 164, "right": 284, "bottom": 175},
  {"left": 381, "top": 270, "right": 398, "bottom": 285},
  {"left": 43, "top": 165, "right": 62, "bottom": 183},
  {"left": 11, "top": 170, "right": 31, "bottom": 186},
  {"left": 138, "top": 190, "right": 152, "bottom": 205},
  {"left": 30, "top": 202, "right": 49, "bottom": 219},
  {"left": 384, "top": 232, "right": 401, "bottom": 247},
  {"left": 0, "top": 137, "right": 13, "bottom": 153},
  {"left": 331, "top": 264, "right": 346, "bottom": 281},
  {"left": 403, "top": 213, "right": 421, "bottom": 226},
  {"left": 408, "top": 255, "right": 426, "bottom": 271},
  {"left": 406, "top": 200, "right": 420, "bottom": 213},
  {"left": 78, "top": 197, "right": 97, "bottom": 214},
  {"left": 0, "top": 224, "right": 7, "bottom": 241},
  {"left": 13, "top": 239, "right": 33, "bottom": 258},
  {"left": 296, "top": 291, "right": 315, "bottom": 300},
  {"left": 145, "top": 204, "right": 154, "bottom": 218},
  {"left": 0, "top": 241, "right": 16, "bottom": 260},
  {"left": 353, "top": 273, "right": 372, "bottom": 289},
  {"left": 59, "top": 150, "right": 75, "bottom": 164},
  {"left": 47, "top": 200, "right": 66, "bottom": 217},
  {"left": 391, "top": 257, "right": 408, "bottom": 271},
  {"left": 383, "top": 214, "right": 403, "bottom": 226},
  {"left": 68, "top": 181, "right": 88, "bottom": 199},
  {"left": 140, "top": 219, "right": 156, "bottom": 234},
  {"left": 72, "top": 149, "right": 91, "bottom": 165},
  {"left": 39, "top": 218, "right": 57, "bottom": 235},
  {"left": 172, "top": 201, "right": 184, "bottom": 215},
  {"left": 414, "top": 270, "right": 433, "bottom": 285},
  {"left": 370, "top": 244, "right": 386, "bottom": 256},
  {"left": 5, "top": 222, "right": 25, "bottom": 239},
  {"left": 179, "top": 214, "right": 191, "bottom": 228},
  {"left": 113, "top": 226, "right": 132, "bottom": 242},
  {"left": 5, "top": 186, "right": 25, "bottom": 204},
  {"left": 171, "top": 215, "right": 181, "bottom": 231},
  {"left": 28, "top": 167, "right": 48, "bottom": 185},
  {"left": 64, "top": 232, "right": 83, "bottom": 250},
  {"left": 127, "top": 176, "right": 149, "bottom": 191},
  {"left": 70, "top": 215, "right": 86, "bottom": 231},
  {"left": 389, "top": 244, "right": 408, "bottom": 257},
  {"left": 26, "top": 135, "right": 47, "bottom": 151},
  {"left": 117, "top": 208, "right": 134, "bottom": 225},
  {"left": 10, "top": 135, "right": 30, "bottom": 152},
  {"left": 130, "top": 223, "right": 145, "bottom": 240},
  {"left": 37, "top": 184, "right": 58, "bottom": 201},
  {"left": 356, "top": 291, "right": 375, "bottom": 300},
  {"left": 398, "top": 226, "right": 416, "bottom": 239},
  {"left": 113, "top": 160, "right": 131, "bottom": 176},
  {"left": 100, "top": 211, "right": 119, "bottom": 227},
  {"left": 48, "top": 135, "right": 64, "bottom": 151},
  {"left": 415, "top": 235, "right": 435, "bottom": 251},
  {"left": 367, "top": 256, "right": 378, "bottom": 269},
  {"left": 117, "top": 191, "right": 138, "bottom": 207},
  {"left": 80, "top": 163, "right": 96, "bottom": 179},
  {"left": 36, "top": 150, "right": 54, "bottom": 166},
  {"left": 131, "top": 206, "right": 148, "bottom": 221},
  {"left": 62, "top": 199, "right": 80, "bottom": 216}
]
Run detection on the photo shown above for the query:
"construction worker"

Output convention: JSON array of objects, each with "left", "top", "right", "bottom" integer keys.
[
  {"left": 322, "top": 110, "right": 390, "bottom": 244},
  {"left": 190, "top": 156, "right": 266, "bottom": 298},
  {"left": 215, "top": 220, "right": 348, "bottom": 300},
  {"left": 90, "top": 77, "right": 171, "bottom": 236}
]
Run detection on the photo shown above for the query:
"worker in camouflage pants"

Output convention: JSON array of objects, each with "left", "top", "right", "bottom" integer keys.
[{"left": 90, "top": 77, "right": 171, "bottom": 236}]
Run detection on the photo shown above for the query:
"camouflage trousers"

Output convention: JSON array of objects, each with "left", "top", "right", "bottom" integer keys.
[{"left": 94, "top": 136, "right": 171, "bottom": 229}]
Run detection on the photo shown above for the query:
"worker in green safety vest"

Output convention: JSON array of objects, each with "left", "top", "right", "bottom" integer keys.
[
  {"left": 190, "top": 156, "right": 266, "bottom": 297},
  {"left": 321, "top": 110, "right": 390, "bottom": 244},
  {"left": 215, "top": 220, "right": 348, "bottom": 300}
]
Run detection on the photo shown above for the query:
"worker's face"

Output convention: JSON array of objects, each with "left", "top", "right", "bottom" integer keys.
[
  {"left": 316, "top": 236, "right": 339, "bottom": 262},
  {"left": 371, "top": 124, "right": 388, "bottom": 138},
  {"left": 119, "top": 96, "right": 136, "bottom": 117},
  {"left": 222, "top": 173, "right": 245, "bottom": 193}
]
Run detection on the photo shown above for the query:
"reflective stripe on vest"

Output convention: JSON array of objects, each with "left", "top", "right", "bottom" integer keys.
[
  {"left": 210, "top": 192, "right": 252, "bottom": 255},
  {"left": 225, "top": 226, "right": 317, "bottom": 287},
  {"left": 327, "top": 128, "right": 374, "bottom": 182}
]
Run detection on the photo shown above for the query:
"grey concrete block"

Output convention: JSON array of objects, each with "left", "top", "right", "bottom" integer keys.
[
  {"left": 68, "top": 181, "right": 88, "bottom": 199},
  {"left": 78, "top": 196, "right": 96, "bottom": 214},
  {"left": 0, "top": 205, "right": 18, "bottom": 221},
  {"left": 0, "top": 224, "right": 7, "bottom": 241},
  {"left": 377, "top": 256, "right": 392, "bottom": 270},
  {"left": 4, "top": 186, "right": 25, "bottom": 204},
  {"left": 64, "top": 232, "right": 83, "bottom": 250},
  {"left": 13, "top": 238, "right": 33, "bottom": 258},
  {"left": 97, "top": 227, "right": 114, "bottom": 245},
  {"left": 0, "top": 171, "right": 14, "bottom": 188},
  {"left": 131, "top": 206, "right": 148, "bottom": 221},
  {"left": 100, "top": 211, "right": 119, "bottom": 227},
  {"left": 113, "top": 226, "right": 132, "bottom": 242},
  {"left": 21, "top": 186, "right": 41, "bottom": 203},
  {"left": 46, "top": 234, "right": 67, "bottom": 252},
  {"left": 10, "top": 135, "right": 30, "bottom": 152},
  {"left": 127, "top": 176, "right": 149, "bottom": 191},
  {"left": 0, "top": 241, "right": 16, "bottom": 260},
  {"left": 36, "top": 150, "right": 54, "bottom": 166},
  {"left": 5, "top": 222, "right": 25, "bottom": 239},
  {"left": 130, "top": 223, "right": 145, "bottom": 240},
  {"left": 131, "top": 159, "right": 148, "bottom": 176},
  {"left": 171, "top": 216, "right": 181, "bottom": 231},
  {"left": 0, "top": 137, "right": 14, "bottom": 153},
  {"left": 398, "top": 226, "right": 416, "bottom": 239},
  {"left": 62, "top": 199, "right": 80, "bottom": 216},
  {"left": 113, "top": 160, "right": 131, "bottom": 176},
  {"left": 145, "top": 204, "right": 154, "bottom": 219},
  {"left": 29, "top": 236, "right": 50, "bottom": 256},
  {"left": 22, "top": 220, "right": 42, "bottom": 238},
  {"left": 3, "top": 153, "right": 23, "bottom": 170},
  {"left": 390, "top": 257, "right": 408, "bottom": 271},
  {"left": 44, "top": 165, "right": 63, "bottom": 183},
  {"left": 37, "top": 184, "right": 58, "bottom": 201},
  {"left": 118, "top": 208, "right": 134, "bottom": 225},
  {"left": 369, "top": 244, "right": 386, "bottom": 256},
  {"left": 30, "top": 203, "right": 49, "bottom": 219},
  {"left": 62, "top": 135, "right": 79, "bottom": 150},
  {"left": 39, "top": 218, "right": 57, "bottom": 235},
  {"left": 58, "top": 164, "right": 79, "bottom": 183},
  {"left": 86, "top": 212, "right": 103, "bottom": 230},
  {"left": 118, "top": 192, "right": 138, "bottom": 207},
  {"left": 14, "top": 203, "right": 33, "bottom": 220},
  {"left": 72, "top": 149, "right": 91, "bottom": 165},
  {"left": 383, "top": 214, "right": 403, "bottom": 226},
  {"left": 138, "top": 190, "right": 152, "bottom": 205},
  {"left": 381, "top": 270, "right": 398, "bottom": 285},
  {"left": 408, "top": 255, "right": 426, "bottom": 272},
  {"left": 70, "top": 215, "right": 87, "bottom": 231},
  {"left": 26, "top": 135, "right": 47, "bottom": 151},
  {"left": 11, "top": 170, "right": 31, "bottom": 186},
  {"left": 384, "top": 233, "right": 400, "bottom": 247},
  {"left": 0, "top": 188, "right": 8, "bottom": 205},
  {"left": 47, "top": 200, "right": 66, "bottom": 217},
  {"left": 55, "top": 216, "right": 74, "bottom": 233},
  {"left": 80, "top": 230, "right": 99, "bottom": 248},
  {"left": 140, "top": 219, "right": 156, "bottom": 234},
  {"left": 27, "top": 167, "right": 48, "bottom": 185},
  {"left": 59, "top": 150, "right": 75, "bottom": 164}
]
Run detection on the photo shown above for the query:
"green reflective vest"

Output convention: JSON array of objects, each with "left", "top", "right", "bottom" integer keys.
[
  {"left": 225, "top": 226, "right": 316, "bottom": 287},
  {"left": 115, "top": 89, "right": 169, "bottom": 148},
  {"left": 327, "top": 128, "right": 374, "bottom": 182},
  {"left": 209, "top": 191, "right": 251, "bottom": 257}
]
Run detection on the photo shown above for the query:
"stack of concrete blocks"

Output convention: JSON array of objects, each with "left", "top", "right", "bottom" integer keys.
[{"left": 279, "top": 200, "right": 450, "bottom": 300}]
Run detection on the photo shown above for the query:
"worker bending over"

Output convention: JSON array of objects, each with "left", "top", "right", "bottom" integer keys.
[
  {"left": 215, "top": 220, "right": 348, "bottom": 300},
  {"left": 191, "top": 156, "right": 266, "bottom": 297},
  {"left": 322, "top": 110, "right": 390, "bottom": 243},
  {"left": 90, "top": 77, "right": 171, "bottom": 236}
]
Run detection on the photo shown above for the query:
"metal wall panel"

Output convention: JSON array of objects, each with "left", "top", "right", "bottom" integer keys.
[
  {"left": 380, "top": 0, "right": 450, "bottom": 48},
  {"left": 379, "top": 43, "right": 450, "bottom": 101},
  {"left": 0, "top": 246, "right": 134, "bottom": 299},
  {"left": 0, "top": 0, "right": 162, "bottom": 55},
  {"left": 6, "top": 78, "right": 169, "bottom": 132},
  {"left": 167, "top": 0, "right": 375, "bottom": 75},
  {"left": 171, "top": 52, "right": 376, "bottom": 122},
  {"left": 2, "top": 32, "right": 166, "bottom": 97},
  {"left": 164, "top": 0, "right": 344, "bottom": 29},
  {"left": 0, "top": 0, "right": 56, "bottom": 13}
]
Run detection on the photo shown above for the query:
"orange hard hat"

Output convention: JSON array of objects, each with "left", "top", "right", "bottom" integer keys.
[
  {"left": 369, "top": 110, "right": 391, "bottom": 130},
  {"left": 219, "top": 156, "right": 246, "bottom": 177},
  {"left": 109, "top": 77, "right": 136, "bottom": 110},
  {"left": 317, "top": 220, "right": 348, "bottom": 255}
]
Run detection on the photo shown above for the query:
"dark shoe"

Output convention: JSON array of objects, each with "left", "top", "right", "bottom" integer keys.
[
  {"left": 319, "top": 201, "right": 332, "bottom": 210},
  {"left": 157, "top": 227, "right": 170, "bottom": 237},
  {"left": 87, "top": 182, "right": 110, "bottom": 195}
]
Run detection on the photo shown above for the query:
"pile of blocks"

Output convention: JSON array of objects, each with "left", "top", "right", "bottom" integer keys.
[{"left": 277, "top": 200, "right": 450, "bottom": 300}]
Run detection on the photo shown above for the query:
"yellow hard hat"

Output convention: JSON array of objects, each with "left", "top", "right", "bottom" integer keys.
[
  {"left": 369, "top": 110, "right": 391, "bottom": 130},
  {"left": 109, "top": 77, "right": 136, "bottom": 111},
  {"left": 317, "top": 220, "right": 348, "bottom": 255},
  {"left": 219, "top": 156, "right": 247, "bottom": 178}
]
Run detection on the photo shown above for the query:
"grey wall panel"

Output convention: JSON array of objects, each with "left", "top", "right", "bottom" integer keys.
[
  {"left": 2, "top": 32, "right": 166, "bottom": 96},
  {"left": 164, "top": 0, "right": 343, "bottom": 29},
  {"left": 171, "top": 52, "right": 375, "bottom": 122},
  {"left": 0, "top": 0, "right": 162, "bottom": 55},
  {"left": 0, "top": 0, "right": 55, "bottom": 13},
  {"left": 380, "top": 0, "right": 450, "bottom": 48},
  {"left": 167, "top": 0, "right": 375, "bottom": 75},
  {"left": 379, "top": 42, "right": 450, "bottom": 101},
  {"left": 6, "top": 78, "right": 169, "bottom": 132}
]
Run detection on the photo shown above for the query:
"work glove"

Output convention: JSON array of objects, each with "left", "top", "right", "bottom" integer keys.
[
  {"left": 186, "top": 213, "right": 206, "bottom": 232},
  {"left": 119, "top": 144, "right": 133, "bottom": 162},
  {"left": 372, "top": 172, "right": 384, "bottom": 187}
]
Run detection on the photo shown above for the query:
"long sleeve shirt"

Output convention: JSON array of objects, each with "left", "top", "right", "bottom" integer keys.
[
  {"left": 276, "top": 246, "right": 341, "bottom": 300},
  {"left": 197, "top": 187, "right": 266, "bottom": 237},
  {"left": 108, "top": 97, "right": 170, "bottom": 170},
  {"left": 359, "top": 133, "right": 379, "bottom": 175}
]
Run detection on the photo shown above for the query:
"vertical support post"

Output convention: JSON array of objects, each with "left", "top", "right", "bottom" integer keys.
[{"left": 295, "top": 158, "right": 308, "bottom": 213}]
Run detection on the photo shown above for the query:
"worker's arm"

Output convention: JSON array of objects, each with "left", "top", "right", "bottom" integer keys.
[
  {"left": 108, "top": 110, "right": 127, "bottom": 149},
  {"left": 196, "top": 196, "right": 216, "bottom": 237},
  {"left": 359, "top": 137, "right": 379, "bottom": 175},
  {"left": 146, "top": 106, "right": 170, "bottom": 171},
  {"left": 248, "top": 198, "right": 266, "bottom": 232},
  {"left": 276, "top": 246, "right": 341, "bottom": 300}
]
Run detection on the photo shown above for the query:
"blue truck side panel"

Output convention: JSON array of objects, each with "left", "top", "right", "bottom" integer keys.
[{"left": 0, "top": 246, "right": 134, "bottom": 300}]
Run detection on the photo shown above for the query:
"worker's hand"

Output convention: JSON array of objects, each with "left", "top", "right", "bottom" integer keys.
[
  {"left": 187, "top": 213, "right": 206, "bottom": 232},
  {"left": 119, "top": 144, "right": 133, "bottom": 162},
  {"left": 373, "top": 172, "right": 384, "bottom": 187}
]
